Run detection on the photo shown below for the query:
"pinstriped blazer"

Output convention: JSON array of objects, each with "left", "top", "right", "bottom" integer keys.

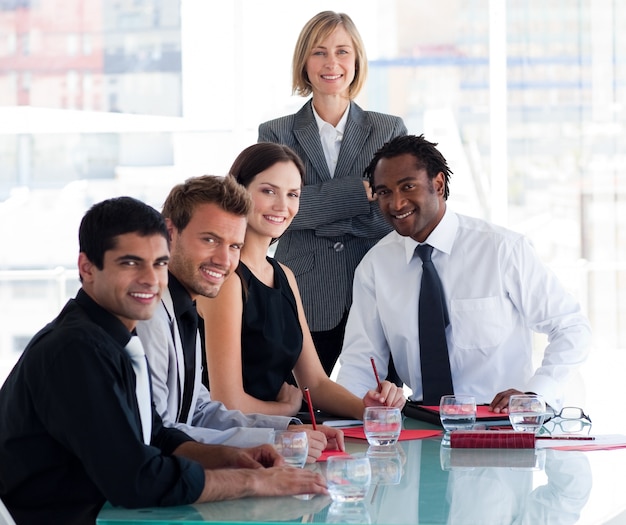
[{"left": 258, "top": 100, "right": 407, "bottom": 332}]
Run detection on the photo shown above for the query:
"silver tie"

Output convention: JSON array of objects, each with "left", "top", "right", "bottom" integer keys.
[{"left": 124, "top": 336, "right": 152, "bottom": 445}]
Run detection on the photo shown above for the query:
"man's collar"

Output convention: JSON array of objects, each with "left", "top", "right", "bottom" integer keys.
[
  {"left": 75, "top": 288, "right": 133, "bottom": 347},
  {"left": 402, "top": 206, "right": 459, "bottom": 263},
  {"left": 168, "top": 271, "right": 196, "bottom": 318}
]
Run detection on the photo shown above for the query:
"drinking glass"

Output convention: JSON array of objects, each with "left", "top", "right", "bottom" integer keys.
[
  {"left": 326, "top": 455, "right": 372, "bottom": 502},
  {"left": 508, "top": 394, "right": 546, "bottom": 433},
  {"left": 363, "top": 406, "right": 402, "bottom": 446},
  {"left": 273, "top": 430, "right": 308, "bottom": 468},
  {"left": 439, "top": 395, "right": 476, "bottom": 432}
]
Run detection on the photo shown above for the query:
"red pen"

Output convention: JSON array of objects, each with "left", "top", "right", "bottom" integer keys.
[
  {"left": 370, "top": 357, "right": 382, "bottom": 392},
  {"left": 304, "top": 387, "right": 317, "bottom": 430}
]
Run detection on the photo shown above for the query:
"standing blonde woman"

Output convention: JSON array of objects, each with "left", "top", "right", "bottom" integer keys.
[
  {"left": 258, "top": 11, "right": 407, "bottom": 379},
  {"left": 197, "top": 143, "right": 405, "bottom": 418}
]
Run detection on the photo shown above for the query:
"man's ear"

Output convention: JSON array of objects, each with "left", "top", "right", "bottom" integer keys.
[
  {"left": 78, "top": 252, "right": 96, "bottom": 283},
  {"left": 434, "top": 172, "right": 446, "bottom": 196}
]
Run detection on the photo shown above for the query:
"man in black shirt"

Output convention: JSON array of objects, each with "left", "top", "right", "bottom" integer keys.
[{"left": 0, "top": 197, "right": 326, "bottom": 525}]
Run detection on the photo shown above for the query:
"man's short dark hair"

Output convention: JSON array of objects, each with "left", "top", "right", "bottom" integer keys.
[
  {"left": 79, "top": 196, "right": 168, "bottom": 269},
  {"left": 364, "top": 134, "right": 452, "bottom": 200}
]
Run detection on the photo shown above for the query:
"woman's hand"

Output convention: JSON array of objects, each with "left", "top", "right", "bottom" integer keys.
[
  {"left": 276, "top": 382, "right": 303, "bottom": 415},
  {"left": 290, "top": 424, "right": 345, "bottom": 463},
  {"left": 363, "top": 380, "right": 406, "bottom": 410}
]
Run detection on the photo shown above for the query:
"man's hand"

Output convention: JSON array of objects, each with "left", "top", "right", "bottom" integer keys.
[
  {"left": 239, "top": 444, "right": 285, "bottom": 468},
  {"left": 215, "top": 444, "right": 285, "bottom": 469},
  {"left": 174, "top": 442, "right": 283, "bottom": 470},
  {"left": 289, "top": 424, "right": 345, "bottom": 463},
  {"left": 489, "top": 388, "right": 526, "bottom": 413},
  {"left": 363, "top": 380, "right": 406, "bottom": 410},
  {"left": 195, "top": 465, "right": 328, "bottom": 502},
  {"left": 247, "top": 466, "right": 328, "bottom": 497},
  {"left": 179, "top": 443, "right": 328, "bottom": 502}
]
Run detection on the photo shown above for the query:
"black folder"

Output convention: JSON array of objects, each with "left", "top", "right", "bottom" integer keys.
[{"left": 402, "top": 401, "right": 511, "bottom": 428}]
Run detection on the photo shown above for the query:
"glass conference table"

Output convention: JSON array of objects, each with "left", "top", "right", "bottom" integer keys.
[{"left": 97, "top": 417, "right": 626, "bottom": 525}]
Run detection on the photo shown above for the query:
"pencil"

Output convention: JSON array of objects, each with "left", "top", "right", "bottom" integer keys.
[
  {"left": 536, "top": 435, "right": 595, "bottom": 440},
  {"left": 370, "top": 357, "right": 382, "bottom": 392},
  {"left": 304, "top": 387, "right": 317, "bottom": 430}
]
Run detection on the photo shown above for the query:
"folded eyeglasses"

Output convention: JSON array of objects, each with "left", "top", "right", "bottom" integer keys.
[{"left": 542, "top": 406, "right": 592, "bottom": 434}]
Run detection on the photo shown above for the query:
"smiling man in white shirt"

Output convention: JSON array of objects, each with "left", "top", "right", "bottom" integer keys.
[{"left": 336, "top": 134, "right": 591, "bottom": 412}]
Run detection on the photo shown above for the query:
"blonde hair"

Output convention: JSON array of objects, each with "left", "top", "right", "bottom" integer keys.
[{"left": 292, "top": 11, "right": 368, "bottom": 99}]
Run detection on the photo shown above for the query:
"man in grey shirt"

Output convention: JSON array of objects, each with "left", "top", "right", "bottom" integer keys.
[{"left": 137, "top": 175, "right": 342, "bottom": 459}]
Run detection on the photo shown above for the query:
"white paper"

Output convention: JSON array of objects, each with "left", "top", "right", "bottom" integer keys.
[
  {"left": 321, "top": 420, "right": 363, "bottom": 428},
  {"left": 536, "top": 434, "right": 626, "bottom": 449}
]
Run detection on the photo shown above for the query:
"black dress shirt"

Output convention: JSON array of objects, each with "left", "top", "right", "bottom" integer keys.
[{"left": 0, "top": 289, "right": 204, "bottom": 525}]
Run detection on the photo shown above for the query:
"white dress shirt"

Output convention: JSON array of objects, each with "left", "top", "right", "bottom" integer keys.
[
  {"left": 312, "top": 103, "right": 349, "bottom": 177},
  {"left": 336, "top": 207, "right": 591, "bottom": 409}
]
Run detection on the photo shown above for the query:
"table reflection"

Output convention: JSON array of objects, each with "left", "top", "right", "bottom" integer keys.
[
  {"left": 445, "top": 448, "right": 592, "bottom": 525},
  {"left": 327, "top": 501, "right": 372, "bottom": 524},
  {"left": 97, "top": 436, "right": 620, "bottom": 525},
  {"left": 367, "top": 440, "right": 592, "bottom": 525},
  {"left": 192, "top": 493, "right": 331, "bottom": 522},
  {"left": 367, "top": 444, "right": 405, "bottom": 485}
]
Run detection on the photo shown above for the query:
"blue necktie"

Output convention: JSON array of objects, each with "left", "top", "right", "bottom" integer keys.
[{"left": 416, "top": 244, "right": 454, "bottom": 405}]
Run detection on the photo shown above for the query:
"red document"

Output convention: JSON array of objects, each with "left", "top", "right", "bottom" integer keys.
[
  {"left": 341, "top": 427, "right": 442, "bottom": 441},
  {"left": 450, "top": 430, "right": 535, "bottom": 448}
]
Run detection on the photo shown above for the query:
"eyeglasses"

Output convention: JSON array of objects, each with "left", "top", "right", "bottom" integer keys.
[
  {"left": 542, "top": 406, "right": 592, "bottom": 434},
  {"left": 545, "top": 406, "right": 591, "bottom": 423}
]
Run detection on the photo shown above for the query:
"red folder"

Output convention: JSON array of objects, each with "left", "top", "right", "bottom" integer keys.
[{"left": 449, "top": 430, "right": 535, "bottom": 449}]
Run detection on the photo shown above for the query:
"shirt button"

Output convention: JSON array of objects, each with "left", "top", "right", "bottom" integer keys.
[{"left": 333, "top": 242, "right": 345, "bottom": 252}]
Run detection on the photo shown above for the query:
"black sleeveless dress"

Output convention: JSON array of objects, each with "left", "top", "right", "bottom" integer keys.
[{"left": 238, "top": 258, "right": 303, "bottom": 401}]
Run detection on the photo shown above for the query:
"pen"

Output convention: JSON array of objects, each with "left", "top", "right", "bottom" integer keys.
[
  {"left": 536, "top": 435, "right": 595, "bottom": 440},
  {"left": 370, "top": 357, "right": 382, "bottom": 392},
  {"left": 304, "top": 387, "right": 317, "bottom": 430}
]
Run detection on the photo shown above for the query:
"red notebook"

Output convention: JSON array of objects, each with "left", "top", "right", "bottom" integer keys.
[
  {"left": 449, "top": 430, "right": 535, "bottom": 449},
  {"left": 342, "top": 427, "right": 442, "bottom": 441}
]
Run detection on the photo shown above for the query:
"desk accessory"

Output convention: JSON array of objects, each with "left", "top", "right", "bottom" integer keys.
[
  {"left": 370, "top": 357, "right": 382, "bottom": 392},
  {"left": 404, "top": 401, "right": 510, "bottom": 427},
  {"left": 450, "top": 430, "right": 535, "bottom": 448},
  {"left": 304, "top": 387, "right": 317, "bottom": 430}
]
